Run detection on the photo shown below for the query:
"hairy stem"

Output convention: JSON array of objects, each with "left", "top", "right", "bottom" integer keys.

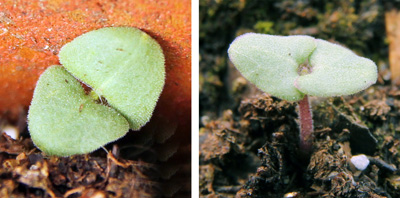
[{"left": 298, "top": 95, "right": 314, "bottom": 154}]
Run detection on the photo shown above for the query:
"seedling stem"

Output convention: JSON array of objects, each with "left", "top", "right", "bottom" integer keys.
[{"left": 298, "top": 95, "right": 313, "bottom": 155}]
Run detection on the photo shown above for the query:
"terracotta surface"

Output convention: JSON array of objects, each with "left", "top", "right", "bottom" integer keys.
[{"left": 0, "top": 0, "right": 191, "bottom": 130}]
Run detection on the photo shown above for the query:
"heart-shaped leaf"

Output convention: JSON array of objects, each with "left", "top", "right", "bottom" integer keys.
[
  {"left": 28, "top": 66, "right": 129, "bottom": 156},
  {"left": 295, "top": 39, "right": 378, "bottom": 97},
  {"left": 228, "top": 33, "right": 377, "bottom": 101},
  {"left": 59, "top": 27, "right": 165, "bottom": 130},
  {"left": 228, "top": 33, "right": 316, "bottom": 101}
]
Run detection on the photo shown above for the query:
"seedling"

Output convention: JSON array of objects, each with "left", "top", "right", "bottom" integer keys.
[
  {"left": 228, "top": 33, "right": 377, "bottom": 155},
  {"left": 28, "top": 27, "right": 165, "bottom": 156}
]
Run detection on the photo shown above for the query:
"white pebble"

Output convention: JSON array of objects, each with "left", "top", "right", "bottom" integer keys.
[
  {"left": 351, "top": 154, "right": 370, "bottom": 171},
  {"left": 2, "top": 125, "right": 19, "bottom": 140}
]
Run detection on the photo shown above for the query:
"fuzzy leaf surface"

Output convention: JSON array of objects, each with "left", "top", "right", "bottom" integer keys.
[
  {"left": 228, "top": 33, "right": 316, "bottom": 101},
  {"left": 28, "top": 66, "right": 129, "bottom": 156},
  {"left": 59, "top": 27, "right": 165, "bottom": 130},
  {"left": 228, "top": 34, "right": 378, "bottom": 101},
  {"left": 295, "top": 39, "right": 378, "bottom": 97}
]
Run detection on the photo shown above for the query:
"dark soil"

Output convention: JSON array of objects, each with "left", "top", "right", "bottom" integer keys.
[
  {"left": 0, "top": 116, "right": 191, "bottom": 198},
  {"left": 200, "top": 86, "right": 400, "bottom": 197},
  {"left": 200, "top": 1, "right": 399, "bottom": 197}
]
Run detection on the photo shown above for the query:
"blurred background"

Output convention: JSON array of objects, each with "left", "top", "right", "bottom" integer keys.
[{"left": 200, "top": 0, "right": 389, "bottom": 120}]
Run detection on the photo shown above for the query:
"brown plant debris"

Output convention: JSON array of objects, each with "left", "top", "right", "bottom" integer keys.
[
  {"left": 0, "top": 133, "right": 160, "bottom": 198},
  {"left": 200, "top": 91, "right": 400, "bottom": 197}
]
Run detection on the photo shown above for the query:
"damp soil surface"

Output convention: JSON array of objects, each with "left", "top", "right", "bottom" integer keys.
[
  {"left": 199, "top": 84, "right": 400, "bottom": 198},
  {"left": 0, "top": 120, "right": 191, "bottom": 198},
  {"left": 0, "top": 134, "right": 158, "bottom": 198},
  {"left": 199, "top": 1, "right": 396, "bottom": 197}
]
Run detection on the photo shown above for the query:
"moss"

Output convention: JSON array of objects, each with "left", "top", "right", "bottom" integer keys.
[{"left": 253, "top": 21, "right": 275, "bottom": 34}]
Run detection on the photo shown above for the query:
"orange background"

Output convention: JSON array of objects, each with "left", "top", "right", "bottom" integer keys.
[{"left": 0, "top": 0, "right": 191, "bottom": 134}]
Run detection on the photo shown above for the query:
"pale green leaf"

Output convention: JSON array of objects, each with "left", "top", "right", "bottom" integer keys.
[
  {"left": 228, "top": 33, "right": 316, "bottom": 101},
  {"left": 228, "top": 34, "right": 378, "bottom": 101},
  {"left": 28, "top": 66, "right": 129, "bottom": 156},
  {"left": 296, "top": 39, "right": 378, "bottom": 97},
  {"left": 59, "top": 27, "right": 165, "bottom": 130}
]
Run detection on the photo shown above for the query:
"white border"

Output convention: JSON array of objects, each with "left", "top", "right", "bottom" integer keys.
[{"left": 191, "top": 0, "right": 199, "bottom": 197}]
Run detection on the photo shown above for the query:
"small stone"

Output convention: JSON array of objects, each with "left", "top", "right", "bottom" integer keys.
[
  {"left": 2, "top": 125, "right": 18, "bottom": 140},
  {"left": 350, "top": 154, "right": 370, "bottom": 171}
]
